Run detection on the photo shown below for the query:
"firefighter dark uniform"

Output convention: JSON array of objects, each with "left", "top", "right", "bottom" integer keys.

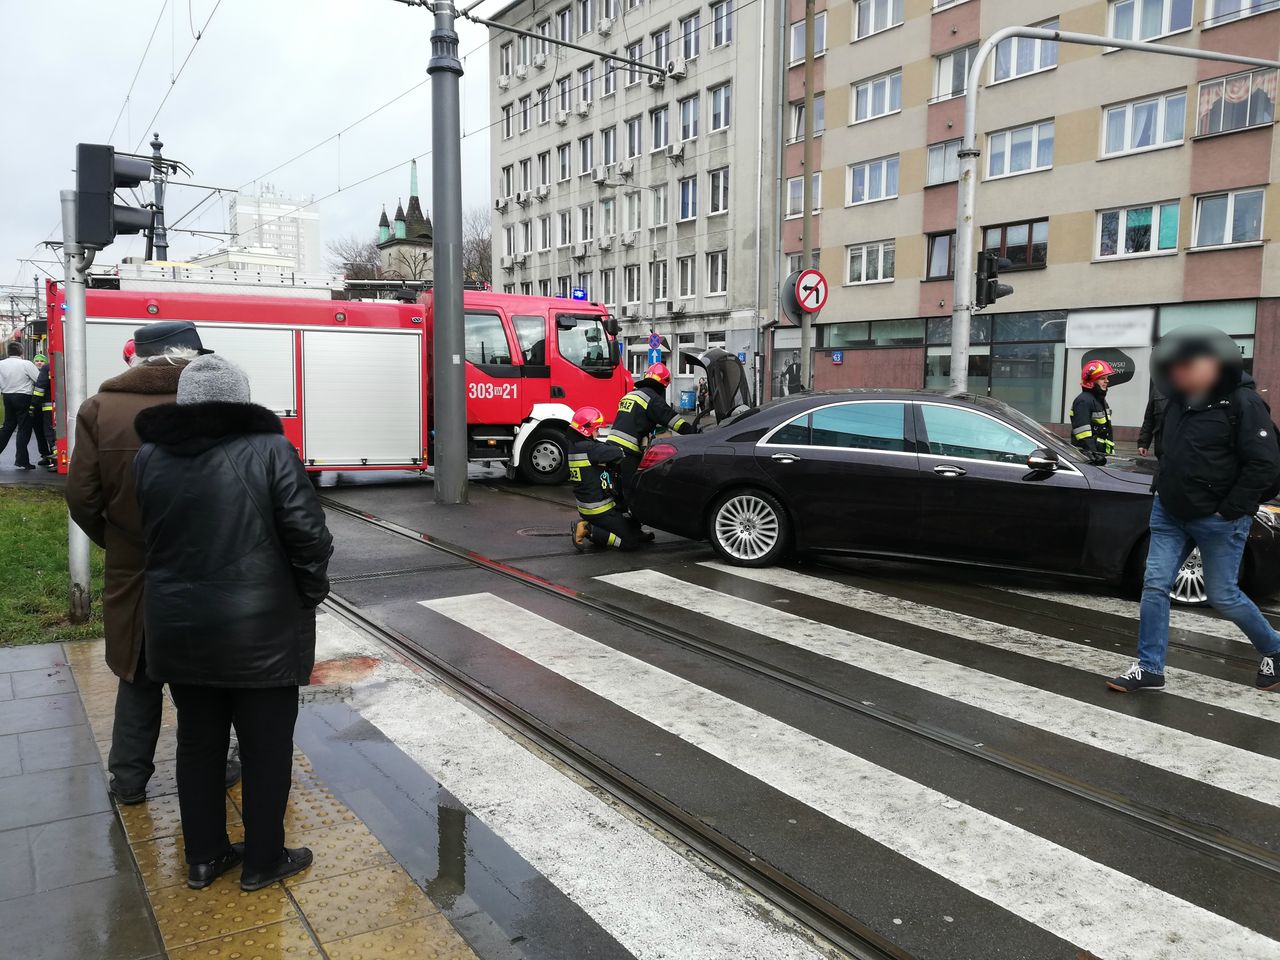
[
  {"left": 31, "top": 357, "right": 54, "bottom": 465},
  {"left": 1071, "top": 359, "right": 1116, "bottom": 463},
  {"left": 606, "top": 363, "right": 694, "bottom": 495},
  {"left": 566, "top": 405, "right": 648, "bottom": 551}
]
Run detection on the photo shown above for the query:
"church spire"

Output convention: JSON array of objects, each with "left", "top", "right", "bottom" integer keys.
[{"left": 409, "top": 159, "right": 419, "bottom": 199}]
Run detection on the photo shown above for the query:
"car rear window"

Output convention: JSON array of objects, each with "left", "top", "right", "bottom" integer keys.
[{"left": 769, "top": 402, "right": 908, "bottom": 452}]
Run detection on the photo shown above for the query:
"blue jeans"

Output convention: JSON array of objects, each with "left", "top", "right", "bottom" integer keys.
[{"left": 1137, "top": 497, "right": 1280, "bottom": 674}]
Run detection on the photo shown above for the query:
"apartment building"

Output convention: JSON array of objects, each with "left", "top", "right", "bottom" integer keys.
[
  {"left": 487, "top": 0, "right": 780, "bottom": 401},
  {"left": 226, "top": 185, "right": 323, "bottom": 274},
  {"left": 779, "top": 0, "right": 1279, "bottom": 433}
]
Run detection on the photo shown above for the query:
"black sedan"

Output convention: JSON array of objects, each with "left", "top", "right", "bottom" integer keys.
[{"left": 630, "top": 385, "right": 1280, "bottom": 601}]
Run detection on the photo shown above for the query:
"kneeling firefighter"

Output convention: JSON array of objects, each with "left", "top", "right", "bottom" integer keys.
[
  {"left": 568, "top": 406, "right": 650, "bottom": 552},
  {"left": 606, "top": 362, "right": 696, "bottom": 496},
  {"left": 1071, "top": 359, "right": 1116, "bottom": 464}
]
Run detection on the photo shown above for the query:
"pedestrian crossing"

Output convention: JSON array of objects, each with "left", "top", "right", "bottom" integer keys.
[{"left": 331, "top": 560, "right": 1280, "bottom": 959}]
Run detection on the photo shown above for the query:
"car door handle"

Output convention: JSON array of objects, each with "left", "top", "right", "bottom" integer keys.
[
  {"left": 771, "top": 453, "right": 801, "bottom": 463},
  {"left": 934, "top": 464, "right": 966, "bottom": 478}
]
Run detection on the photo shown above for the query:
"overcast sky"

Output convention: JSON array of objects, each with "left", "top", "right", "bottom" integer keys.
[{"left": 0, "top": 0, "right": 493, "bottom": 290}]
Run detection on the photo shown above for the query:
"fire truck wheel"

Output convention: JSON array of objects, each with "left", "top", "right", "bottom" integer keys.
[{"left": 519, "top": 426, "right": 569, "bottom": 485}]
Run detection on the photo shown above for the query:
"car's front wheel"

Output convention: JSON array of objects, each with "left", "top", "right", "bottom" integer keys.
[
  {"left": 1170, "top": 548, "right": 1208, "bottom": 605},
  {"left": 708, "top": 489, "right": 790, "bottom": 567}
]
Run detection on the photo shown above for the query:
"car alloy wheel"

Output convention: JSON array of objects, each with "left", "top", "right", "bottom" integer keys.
[
  {"left": 1171, "top": 548, "right": 1208, "bottom": 605},
  {"left": 715, "top": 494, "right": 781, "bottom": 563}
]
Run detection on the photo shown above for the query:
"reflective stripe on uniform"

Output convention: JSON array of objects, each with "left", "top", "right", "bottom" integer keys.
[
  {"left": 578, "top": 499, "right": 617, "bottom": 516},
  {"left": 668, "top": 414, "right": 687, "bottom": 432},
  {"left": 1072, "top": 425, "right": 1093, "bottom": 439},
  {"left": 605, "top": 431, "right": 641, "bottom": 452},
  {"left": 568, "top": 454, "right": 592, "bottom": 467},
  {"left": 622, "top": 391, "right": 650, "bottom": 409},
  {"left": 606, "top": 533, "right": 623, "bottom": 548},
  {"left": 1091, "top": 415, "right": 1109, "bottom": 425}
]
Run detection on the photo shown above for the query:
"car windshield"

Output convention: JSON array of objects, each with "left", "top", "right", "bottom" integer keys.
[{"left": 988, "top": 400, "right": 1085, "bottom": 463}]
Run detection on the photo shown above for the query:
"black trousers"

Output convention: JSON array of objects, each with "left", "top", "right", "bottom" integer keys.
[
  {"left": 107, "top": 647, "right": 164, "bottom": 795},
  {"left": 33, "top": 408, "right": 53, "bottom": 459},
  {"left": 586, "top": 509, "right": 645, "bottom": 550},
  {"left": 169, "top": 684, "right": 298, "bottom": 870},
  {"left": 0, "top": 393, "right": 34, "bottom": 467}
]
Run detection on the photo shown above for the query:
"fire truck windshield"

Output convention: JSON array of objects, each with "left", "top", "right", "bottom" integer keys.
[{"left": 556, "top": 314, "right": 616, "bottom": 376}]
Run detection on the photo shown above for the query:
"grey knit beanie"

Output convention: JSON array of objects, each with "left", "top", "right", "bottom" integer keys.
[{"left": 177, "top": 354, "right": 251, "bottom": 405}]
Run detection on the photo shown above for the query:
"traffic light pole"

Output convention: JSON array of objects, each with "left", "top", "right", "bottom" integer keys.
[
  {"left": 428, "top": 0, "right": 468, "bottom": 504},
  {"left": 59, "top": 190, "right": 96, "bottom": 623},
  {"left": 950, "top": 28, "right": 1279, "bottom": 393}
]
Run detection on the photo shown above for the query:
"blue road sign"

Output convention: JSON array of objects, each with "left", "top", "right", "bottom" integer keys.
[
  {"left": 832, "top": 350, "right": 844, "bottom": 365},
  {"left": 648, "top": 333, "right": 662, "bottom": 350},
  {"left": 737, "top": 351, "right": 747, "bottom": 363},
  {"left": 571, "top": 287, "right": 587, "bottom": 300},
  {"left": 648, "top": 347, "right": 663, "bottom": 365}
]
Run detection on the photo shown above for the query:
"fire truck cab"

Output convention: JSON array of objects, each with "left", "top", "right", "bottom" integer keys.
[{"left": 47, "top": 280, "right": 631, "bottom": 484}]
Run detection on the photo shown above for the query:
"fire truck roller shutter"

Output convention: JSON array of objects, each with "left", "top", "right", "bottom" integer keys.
[
  {"left": 84, "top": 320, "right": 296, "bottom": 416},
  {"left": 302, "top": 329, "right": 423, "bottom": 466}
]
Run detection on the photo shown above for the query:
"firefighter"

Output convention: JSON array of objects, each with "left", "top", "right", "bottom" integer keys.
[
  {"left": 606, "top": 361, "right": 695, "bottom": 496},
  {"left": 567, "top": 405, "right": 649, "bottom": 552},
  {"left": 31, "top": 353, "right": 55, "bottom": 468},
  {"left": 1071, "top": 359, "right": 1116, "bottom": 464}
]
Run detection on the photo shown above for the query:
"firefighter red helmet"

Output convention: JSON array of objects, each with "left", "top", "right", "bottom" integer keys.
[
  {"left": 570, "top": 405, "right": 606, "bottom": 438},
  {"left": 122, "top": 339, "right": 136, "bottom": 365},
  {"left": 1081, "top": 359, "right": 1116, "bottom": 389},
  {"left": 644, "top": 362, "right": 672, "bottom": 387}
]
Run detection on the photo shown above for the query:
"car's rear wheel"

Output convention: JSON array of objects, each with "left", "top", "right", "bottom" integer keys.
[
  {"left": 518, "top": 427, "right": 569, "bottom": 485},
  {"left": 708, "top": 489, "right": 790, "bottom": 567}
]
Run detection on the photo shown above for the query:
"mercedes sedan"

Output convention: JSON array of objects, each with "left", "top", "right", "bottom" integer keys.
[{"left": 630, "top": 386, "right": 1280, "bottom": 601}]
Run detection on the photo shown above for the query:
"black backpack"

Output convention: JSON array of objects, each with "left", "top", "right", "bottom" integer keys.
[{"left": 1227, "top": 388, "right": 1280, "bottom": 504}]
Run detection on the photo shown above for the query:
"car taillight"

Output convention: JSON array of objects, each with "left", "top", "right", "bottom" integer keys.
[{"left": 639, "top": 443, "right": 678, "bottom": 470}]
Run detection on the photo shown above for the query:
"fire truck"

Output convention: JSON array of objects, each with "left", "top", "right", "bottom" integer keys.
[{"left": 45, "top": 278, "right": 632, "bottom": 483}]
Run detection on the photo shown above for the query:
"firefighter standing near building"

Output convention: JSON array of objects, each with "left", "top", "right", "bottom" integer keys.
[
  {"left": 606, "top": 362, "right": 695, "bottom": 497},
  {"left": 31, "top": 353, "right": 55, "bottom": 469},
  {"left": 568, "top": 406, "right": 650, "bottom": 551},
  {"left": 1071, "top": 359, "right": 1116, "bottom": 464}
]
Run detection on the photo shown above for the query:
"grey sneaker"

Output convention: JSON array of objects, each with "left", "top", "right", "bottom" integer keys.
[{"left": 1106, "top": 662, "right": 1166, "bottom": 693}]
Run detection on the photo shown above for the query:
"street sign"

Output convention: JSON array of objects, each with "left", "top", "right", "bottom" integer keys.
[
  {"left": 647, "top": 347, "right": 663, "bottom": 365},
  {"left": 737, "top": 351, "right": 747, "bottom": 363},
  {"left": 648, "top": 332, "right": 662, "bottom": 350},
  {"left": 832, "top": 350, "right": 843, "bottom": 365},
  {"left": 571, "top": 287, "right": 587, "bottom": 301},
  {"left": 795, "top": 269, "right": 828, "bottom": 314}
]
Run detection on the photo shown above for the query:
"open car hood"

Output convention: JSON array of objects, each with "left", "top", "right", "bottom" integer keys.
[{"left": 681, "top": 347, "right": 754, "bottom": 425}]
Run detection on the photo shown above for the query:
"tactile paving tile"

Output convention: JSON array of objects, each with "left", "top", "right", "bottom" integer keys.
[
  {"left": 150, "top": 878, "right": 297, "bottom": 949},
  {"left": 145, "top": 758, "right": 180, "bottom": 799},
  {"left": 282, "top": 781, "right": 359, "bottom": 835},
  {"left": 131, "top": 823, "right": 246, "bottom": 893},
  {"left": 166, "top": 918, "right": 322, "bottom": 959},
  {"left": 291, "top": 864, "right": 434, "bottom": 943},
  {"left": 324, "top": 914, "right": 479, "bottom": 960},
  {"left": 282, "top": 821, "right": 395, "bottom": 886},
  {"left": 119, "top": 791, "right": 241, "bottom": 843}
]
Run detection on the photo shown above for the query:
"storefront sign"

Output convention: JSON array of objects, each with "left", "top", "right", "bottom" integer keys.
[{"left": 1065, "top": 308, "right": 1154, "bottom": 349}]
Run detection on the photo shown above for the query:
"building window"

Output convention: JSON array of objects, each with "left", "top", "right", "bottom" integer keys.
[
  {"left": 652, "top": 183, "right": 669, "bottom": 226},
  {"left": 847, "top": 155, "right": 899, "bottom": 206},
  {"left": 578, "top": 65, "right": 594, "bottom": 103},
  {"left": 785, "top": 174, "right": 821, "bottom": 217},
  {"left": 853, "top": 71, "right": 902, "bottom": 123},
  {"left": 580, "top": 204, "right": 595, "bottom": 241},
  {"left": 678, "top": 176, "right": 698, "bottom": 220},
  {"left": 846, "top": 240, "right": 895, "bottom": 284},
  {"left": 1098, "top": 202, "right": 1180, "bottom": 258},
  {"left": 558, "top": 77, "right": 572, "bottom": 112},
  {"left": 710, "top": 83, "right": 732, "bottom": 131},
  {"left": 557, "top": 276, "right": 572, "bottom": 298},
  {"left": 652, "top": 260, "right": 669, "bottom": 301},
  {"left": 926, "top": 232, "right": 955, "bottom": 280},
  {"left": 651, "top": 28, "right": 671, "bottom": 68},
  {"left": 711, "top": 0, "right": 733, "bottom": 47},
  {"left": 1196, "top": 69, "right": 1277, "bottom": 137},
  {"left": 536, "top": 19, "right": 551, "bottom": 55},
  {"left": 927, "top": 139, "right": 961, "bottom": 185},
  {"left": 678, "top": 255, "right": 696, "bottom": 297},
  {"left": 935, "top": 44, "right": 977, "bottom": 100},
  {"left": 855, "top": 0, "right": 903, "bottom": 40},
  {"left": 578, "top": 272, "right": 592, "bottom": 298},
  {"left": 651, "top": 106, "right": 669, "bottom": 150},
  {"left": 500, "top": 165, "right": 514, "bottom": 197},
  {"left": 708, "top": 166, "right": 729, "bottom": 214},
  {"left": 538, "top": 215, "right": 552, "bottom": 250},
  {"left": 520, "top": 219, "right": 533, "bottom": 252},
  {"left": 556, "top": 6, "right": 572, "bottom": 41},
  {"left": 707, "top": 250, "right": 728, "bottom": 294},
  {"left": 1108, "top": 0, "right": 1192, "bottom": 42},
  {"left": 519, "top": 96, "right": 531, "bottom": 132},
  {"left": 626, "top": 116, "right": 642, "bottom": 157},
  {"left": 517, "top": 35, "right": 529, "bottom": 67},
  {"left": 520, "top": 281, "right": 533, "bottom": 295},
  {"left": 983, "top": 219, "right": 1049, "bottom": 270},
  {"left": 602, "top": 126, "right": 617, "bottom": 165},
  {"left": 932, "top": 0, "right": 970, "bottom": 7},
  {"left": 538, "top": 87, "right": 551, "bottom": 124},
  {"left": 625, "top": 264, "right": 642, "bottom": 303},
  {"left": 602, "top": 267, "right": 616, "bottom": 306},
  {"left": 499, "top": 42, "right": 513, "bottom": 76},
  {"left": 579, "top": 135, "right": 594, "bottom": 174},
  {"left": 557, "top": 145, "right": 571, "bottom": 180},
  {"left": 986, "top": 121, "right": 1054, "bottom": 179},
  {"left": 1103, "top": 90, "right": 1186, "bottom": 156},
  {"left": 625, "top": 41, "right": 644, "bottom": 85},
  {"left": 519, "top": 158, "right": 532, "bottom": 191},
  {"left": 789, "top": 94, "right": 825, "bottom": 141},
  {"left": 1194, "top": 188, "right": 1264, "bottom": 247},
  {"left": 789, "top": 12, "right": 827, "bottom": 64},
  {"left": 503, "top": 225, "right": 515, "bottom": 257},
  {"left": 577, "top": 0, "right": 593, "bottom": 35},
  {"left": 680, "top": 13, "right": 701, "bottom": 59},
  {"left": 625, "top": 191, "right": 642, "bottom": 230},
  {"left": 603, "top": 58, "right": 617, "bottom": 96},
  {"left": 539, "top": 278, "right": 552, "bottom": 296},
  {"left": 558, "top": 210, "right": 573, "bottom": 246},
  {"left": 601, "top": 197, "right": 616, "bottom": 235},
  {"left": 992, "top": 20, "right": 1058, "bottom": 84},
  {"left": 502, "top": 104, "right": 513, "bottom": 139},
  {"left": 1207, "top": 0, "right": 1280, "bottom": 25},
  {"left": 679, "top": 95, "right": 700, "bottom": 141},
  {"left": 537, "top": 151, "right": 551, "bottom": 185}
]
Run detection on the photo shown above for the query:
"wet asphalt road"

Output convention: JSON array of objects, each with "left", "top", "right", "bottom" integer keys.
[{"left": 313, "top": 472, "right": 1280, "bottom": 960}]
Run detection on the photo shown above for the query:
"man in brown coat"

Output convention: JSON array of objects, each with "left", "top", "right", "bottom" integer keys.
[{"left": 66, "top": 321, "right": 239, "bottom": 804}]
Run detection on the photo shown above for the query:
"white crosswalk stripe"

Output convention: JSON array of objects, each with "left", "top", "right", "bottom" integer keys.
[
  {"left": 995, "top": 585, "right": 1263, "bottom": 644},
  {"left": 704, "top": 562, "right": 1280, "bottom": 724},
  {"left": 423, "top": 592, "right": 1279, "bottom": 960},
  {"left": 599, "top": 570, "right": 1280, "bottom": 808}
]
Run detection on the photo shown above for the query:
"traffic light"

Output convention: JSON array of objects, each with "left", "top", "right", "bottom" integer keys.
[
  {"left": 975, "top": 251, "right": 1014, "bottom": 310},
  {"left": 75, "top": 144, "right": 154, "bottom": 250}
]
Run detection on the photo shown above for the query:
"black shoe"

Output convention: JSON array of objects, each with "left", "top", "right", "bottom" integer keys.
[
  {"left": 37, "top": 456, "right": 52, "bottom": 466},
  {"left": 1106, "top": 663, "right": 1166, "bottom": 693},
  {"left": 240, "top": 847, "right": 313, "bottom": 892},
  {"left": 16, "top": 464, "right": 35, "bottom": 471},
  {"left": 641, "top": 530, "right": 656, "bottom": 543},
  {"left": 188, "top": 842, "right": 244, "bottom": 890},
  {"left": 109, "top": 782, "right": 147, "bottom": 806},
  {"left": 225, "top": 758, "right": 242, "bottom": 789},
  {"left": 1258, "top": 656, "right": 1279, "bottom": 691}
]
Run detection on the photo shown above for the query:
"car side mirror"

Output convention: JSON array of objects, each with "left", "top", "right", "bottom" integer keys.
[{"left": 1027, "top": 448, "right": 1059, "bottom": 472}]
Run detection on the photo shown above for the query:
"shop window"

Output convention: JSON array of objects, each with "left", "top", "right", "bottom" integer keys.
[
  {"left": 983, "top": 219, "right": 1049, "bottom": 270},
  {"left": 1196, "top": 69, "right": 1277, "bottom": 137},
  {"left": 927, "top": 315, "right": 992, "bottom": 345},
  {"left": 871, "top": 319, "right": 924, "bottom": 345},
  {"left": 991, "top": 311, "right": 1067, "bottom": 342},
  {"left": 821, "top": 322, "right": 870, "bottom": 347}
]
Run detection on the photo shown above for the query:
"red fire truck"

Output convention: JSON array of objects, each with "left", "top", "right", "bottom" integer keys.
[{"left": 45, "top": 281, "right": 632, "bottom": 483}]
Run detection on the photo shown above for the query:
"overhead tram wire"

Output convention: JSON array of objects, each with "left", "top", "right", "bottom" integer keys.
[
  {"left": 106, "top": 0, "right": 171, "bottom": 144},
  {"left": 130, "top": 0, "right": 226, "bottom": 152}
]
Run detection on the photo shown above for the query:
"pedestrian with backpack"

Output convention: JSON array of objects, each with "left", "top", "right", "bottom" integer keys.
[{"left": 1108, "top": 326, "right": 1280, "bottom": 694}]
